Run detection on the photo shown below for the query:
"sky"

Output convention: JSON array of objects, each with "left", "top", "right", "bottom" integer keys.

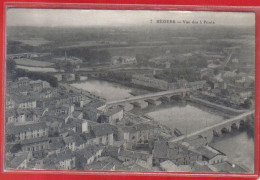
[{"left": 6, "top": 8, "right": 255, "bottom": 27}]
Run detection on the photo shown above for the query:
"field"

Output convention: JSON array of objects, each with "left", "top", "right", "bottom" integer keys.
[
  {"left": 17, "top": 38, "right": 52, "bottom": 47},
  {"left": 14, "top": 58, "right": 54, "bottom": 67}
]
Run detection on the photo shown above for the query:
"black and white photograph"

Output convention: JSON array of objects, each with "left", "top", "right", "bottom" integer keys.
[{"left": 4, "top": 9, "right": 255, "bottom": 173}]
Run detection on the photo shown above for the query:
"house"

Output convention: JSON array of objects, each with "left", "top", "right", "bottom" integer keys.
[
  {"left": 62, "top": 73, "right": 75, "bottom": 82},
  {"left": 20, "top": 137, "right": 49, "bottom": 158},
  {"left": 16, "top": 77, "right": 30, "bottom": 87},
  {"left": 118, "top": 149, "right": 153, "bottom": 167},
  {"left": 6, "top": 95, "right": 15, "bottom": 109},
  {"left": 48, "top": 137, "right": 65, "bottom": 156},
  {"left": 6, "top": 109, "right": 26, "bottom": 124},
  {"left": 176, "top": 79, "right": 189, "bottom": 88},
  {"left": 53, "top": 74, "right": 63, "bottom": 81},
  {"left": 40, "top": 150, "right": 76, "bottom": 170},
  {"left": 98, "top": 106, "right": 124, "bottom": 124},
  {"left": 6, "top": 122, "right": 49, "bottom": 142},
  {"left": 12, "top": 94, "right": 37, "bottom": 109},
  {"left": 6, "top": 152, "right": 31, "bottom": 169},
  {"left": 90, "top": 124, "right": 114, "bottom": 145},
  {"left": 160, "top": 160, "right": 179, "bottom": 172},
  {"left": 63, "top": 136, "right": 76, "bottom": 151},
  {"left": 196, "top": 145, "right": 227, "bottom": 165},
  {"left": 75, "top": 145, "right": 104, "bottom": 169},
  {"left": 55, "top": 150, "right": 76, "bottom": 170},
  {"left": 29, "top": 80, "right": 50, "bottom": 92},
  {"left": 72, "top": 111, "right": 83, "bottom": 119},
  {"left": 118, "top": 123, "right": 156, "bottom": 147},
  {"left": 188, "top": 80, "right": 206, "bottom": 90},
  {"left": 75, "top": 136, "right": 89, "bottom": 150},
  {"left": 132, "top": 74, "right": 169, "bottom": 90},
  {"left": 56, "top": 104, "right": 75, "bottom": 115},
  {"left": 153, "top": 140, "right": 202, "bottom": 166},
  {"left": 111, "top": 56, "right": 137, "bottom": 65},
  {"left": 85, "top": 156, "right": 122, "bottom": 171}
]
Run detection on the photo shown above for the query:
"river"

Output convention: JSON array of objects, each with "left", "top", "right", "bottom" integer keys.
[
  {"left": 147, "top": 104, "right": 224, "bottom": 134},
  {"left": 71, "top": 79, "right": 254, "bottom": 172},
  {"left": 71, "top": 79, "right": 133, "bottom": 101},
  {"left": 210, "top": 132, "right": 254, "bottom": 172},
  {"left": 17, "top": 65, "right": 59, "bottom": 72}
]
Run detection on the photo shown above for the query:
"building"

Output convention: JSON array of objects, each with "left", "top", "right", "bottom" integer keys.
[
  {"left": 132, "top": 74, "right": 169, "bottom": 90},
  {"left": 118, "top": 123, "right": 156, "bottom": 147},
  {"left": 55, "top": 104, "right": 75, "bottom": 115},
  {"left": 188, "top": 80, "right": 206, "bottom": 90},
  {"left": 160, "top": 160, "right": 179, "bottom": 172},
  {"left": 6, "top": 109, "right": 26, "bottom": 124},
  {"left": 98, "top": 106, "right": 124, "bottom": 124},
  {"left": 10, "top": 94, "right": 37, "bottom": 109},
  {"left": 55, "top": 150, "right": 76, "bottom": 170},
  {"left": 111, "top": 56, "right": 137, "bottom": 65},
  {"left": 90, "top": 124, "right": 114, "bottom": 145},
  {"left": 20, "top": 137, "right": 49, "bottom": 158},
  {"left": 63, "top": 136, "right": 76, "bottom": 151},
  {"left": 75, "top": 145, "right": 104, "bottom": 169},
  {"left": 6, "top": 122, "right": 49, "bottom": 142},
  {"left": 153, "top": 140, "right": 202, "bottom": 166},
  {"left": 118, "top": 149, "right": 153, "bottom": 167},
  {"left": 196, "top": 145, "right": 227, "bottom": 165},
  {"left": 6, "top": 152, "right": 31, "bottom": 169},
  {"left": 84, "top": 156, "right": 122, "bottom": 171}
]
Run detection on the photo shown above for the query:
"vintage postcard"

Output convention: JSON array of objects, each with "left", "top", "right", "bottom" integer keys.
[{"left": 4, "top": 9, "right": 255, "bottom": 173}]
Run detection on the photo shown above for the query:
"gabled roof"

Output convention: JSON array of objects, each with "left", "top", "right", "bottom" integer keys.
[
  {"left": 76, "top": 144, "right": 104, "bottom": 160},
  {"left": 6, "top": 122, "right": 47, "bottom": 135},
  {"left": 197, "top": 145, "right": 226, "bottom": 160},
  {"left": 6, "top": 152, "right": 29, "bottom": 169},
  {"left": 20, "top": 137, "right": 49, "bottom": 146},
  {"left": 91, "top": 124, "right": 114, "bottom": 137}
]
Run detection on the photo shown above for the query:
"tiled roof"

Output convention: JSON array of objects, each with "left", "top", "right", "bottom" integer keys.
[
  {"left": 76, "top": 144, "right": 103, "bottom": 160},
  {"left": 104, "top": 106, "right": 123, "bottom": 117},
  {"left": 63, "top": 136, "right": 75, "bottom": 144},
  {"left": 197, "top": 145, "right": 225, "bottom": 160},
  {"left": 6, "top": 152, "right": 29, "bottom": 169},
  {"left": 123, "top": 123, "right": 155, "bottom": 133},
  {"left": 91, "top": 124, "right": 114, "bottom": 137},
  {"left": 119, "top": 149, "right": 151, "bottom": 161},
  {"left": 6, "top": 122, "right": 47, "bottom": 135},
  {"left": 153, "top": 140, "right": 168, "bottom": 159},
  {"left": 20, "top": 137, "right": 49, "bottom": 145},
  {"left": 56, "top": 150, "right": 75, "bottom": 161}
]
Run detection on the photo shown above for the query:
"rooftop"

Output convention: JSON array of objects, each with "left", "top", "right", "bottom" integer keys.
[
  {"left": 6, "top": 152, "right": 29, "bottom": 169},
  {"left": 6, "top": 121, "right": 47, "bottom": 135},
  {"left": 91, "top": 124, "right": 114, "bottom": 137}
]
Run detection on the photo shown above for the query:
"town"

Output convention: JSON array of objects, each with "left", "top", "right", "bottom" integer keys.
[
  {"left": 5, "top": 46, "right": 254, "bottom": 173},
  {"left": 4, "top": 13, "right": 255, "bottom": 173}
]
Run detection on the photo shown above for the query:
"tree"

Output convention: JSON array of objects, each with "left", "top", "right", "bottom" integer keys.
[{"left": 6, "top": 59, "right": 16, "bottom": 72}]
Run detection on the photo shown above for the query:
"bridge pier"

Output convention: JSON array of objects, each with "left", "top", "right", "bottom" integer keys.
[
  {"left": 232, "top": 122, "right": 240, "bottom": 130},
  {"left": 160, "top": 96, "right": 170, "bottom": 103},
  {"left": 221, "top": 127, "right": 231, "bottom": 133},
  {"left": 121, "top": 103, "right": 134, "bottom": 111},
  {"left": 213, "top": 129, "right": 222, "bottom": 137},
  {"left": 131, "top": 100, "right": 148, "bottom": 109},
  {"left": 145, "top": 99, "right": 161, "bottom": 106}
]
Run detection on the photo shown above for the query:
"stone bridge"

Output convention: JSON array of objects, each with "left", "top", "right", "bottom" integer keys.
[
  {"left": 106, "top": 88, "right": 191, "bottom": 111},
  {"left": 168, "top": 110, "right": 254, "bottom": 143}
]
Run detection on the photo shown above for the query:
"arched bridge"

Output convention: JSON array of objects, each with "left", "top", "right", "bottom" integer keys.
[
  {"left": 168, "top": 110, "right": 254, "bottom": 143},
  {"left": 106, "top": 88, "right": 191, "bottom": 111}
]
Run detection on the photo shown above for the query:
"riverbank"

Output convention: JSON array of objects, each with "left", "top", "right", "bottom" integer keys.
[{"left": 210, "top": 130, "right": 254, "bottom": 172}]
